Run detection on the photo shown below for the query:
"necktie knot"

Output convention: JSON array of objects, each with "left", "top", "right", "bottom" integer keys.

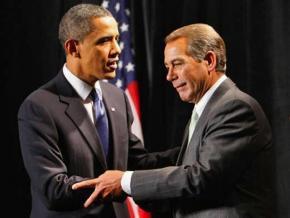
[{"left": 91, "top": 89, "right": 105, "bottom": 117}]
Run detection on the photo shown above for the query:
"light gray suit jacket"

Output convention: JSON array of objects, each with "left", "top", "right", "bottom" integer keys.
[{"left": 131, "top": 78, "right": 274, "bottom": 218}]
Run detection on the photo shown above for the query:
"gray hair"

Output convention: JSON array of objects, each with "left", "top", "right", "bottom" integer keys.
[
  {"left": 58, "top": 4, "right": 113, "bottom": 47},
  {"left": 165, "top": 23, "right": 227, "bottom": 72}
]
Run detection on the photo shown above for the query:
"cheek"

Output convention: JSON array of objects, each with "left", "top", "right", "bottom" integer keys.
[
  {"left": 186, "top": 81, "right": 197, "bottom": 95},
  {"left": 93, "top": 52, "right": 105, "bottom": 67},
  {"left": 182, "top": 67, "right": 196, "bottom": 82},
  {"left": 184, "top": 63, "right": 206, "bottom": 81},
  {"left": 98, "top": 52, "right": 108, "bottom": 66},
  {"left": 182, "top": 69, "right": 198, "bottom": 92}
]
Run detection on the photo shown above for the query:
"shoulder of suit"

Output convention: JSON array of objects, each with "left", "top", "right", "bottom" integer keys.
[
  {"left": 21, "top": 73, "right": 61, "bottom": 106},
  {"left": 100, "top": 81, "right": 125, "bottom": 94}
]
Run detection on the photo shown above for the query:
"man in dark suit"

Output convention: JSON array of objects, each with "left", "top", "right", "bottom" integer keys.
[
  {"left": 73, "top": 23, "right": 274, "bottom": 217},
  {"left": 18, "top": 4, "right": 179, "bottom": 218}
]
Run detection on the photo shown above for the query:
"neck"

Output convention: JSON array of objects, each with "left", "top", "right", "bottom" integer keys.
[
  {"left": 194, "top": 71, "right": 224, "bottom": 103},
  {"left": 66, "top": 57, "right": 96, "bottom": 86}
]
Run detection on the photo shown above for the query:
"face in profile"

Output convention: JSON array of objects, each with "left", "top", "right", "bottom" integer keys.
[
  {"left": 77, "top": 16, "right": 121, "bottom": 84},
  {"left": 164, "top": 37, "right": 211, "bottom": 103}
]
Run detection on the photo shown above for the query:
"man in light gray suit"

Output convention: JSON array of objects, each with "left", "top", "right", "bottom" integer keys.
[{"left": 73, "top": 23, "right": 274, "bottom": 218}]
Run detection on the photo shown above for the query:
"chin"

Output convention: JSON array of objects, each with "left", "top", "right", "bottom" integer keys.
[
  {"left": 178, "top": 91, "right": 186, "bottom": 101},
  {"left": 179, "top": 94, "right": 193, "bottom": 103},
  {"left": 179, "top": 94, "right": 188, "bottom": 102},
  {"left": 104, "top": 71, "right": 116, "bottom": 79}
]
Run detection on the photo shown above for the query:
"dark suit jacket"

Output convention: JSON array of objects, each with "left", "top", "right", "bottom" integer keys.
[
  {"left": 18, "top": 71, "right": 179, "bottom": 218},
  {"left": 130, "top": 78, "right": 274, "bottom": 218}
]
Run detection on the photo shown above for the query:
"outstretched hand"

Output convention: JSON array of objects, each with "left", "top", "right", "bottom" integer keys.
[{"left": 72, "top": 170, "right": 125, "bottom": 208}]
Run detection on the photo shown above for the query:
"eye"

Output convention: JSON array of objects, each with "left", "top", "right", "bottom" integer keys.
[
  {"left": 172, "top": 62, "right": 183, "bottom": 69},
  {"left": 96, "top": 37, "right": 112, "bottom": 45}
]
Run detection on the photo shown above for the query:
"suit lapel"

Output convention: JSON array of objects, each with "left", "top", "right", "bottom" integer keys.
[
  {"left": 177, "top": 78, "right": 236, "bottom": 164},
  {"left": 64, "top": 97, "right": 107, "bottom": 168},
  {"left": 56, "top": 72, "right": 107, "bottom": 168},
  {"left": 193, "top": 78, "right": 236, "bottom": 139},
  {"left": 176, "top": 120, "right": 190, "bottom": 165}
]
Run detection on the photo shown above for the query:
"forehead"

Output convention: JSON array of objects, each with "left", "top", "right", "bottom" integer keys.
[
  {"left": 164, "top": 37, "right": 188, "bottom": 62},
  {"left": 90, "top": 16, "right": 119, "bottom": 35}
]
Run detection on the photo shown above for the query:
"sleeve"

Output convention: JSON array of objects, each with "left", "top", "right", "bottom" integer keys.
[
  {"left": 130, "top": 99, "right": 265, "bottom": 202},
  {"left": 18, "top": 98, "right": 92, "bottom": 210}
]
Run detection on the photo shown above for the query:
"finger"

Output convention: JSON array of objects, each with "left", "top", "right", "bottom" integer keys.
[
  {"left": 84, "top": 188, "right": 102, "bottom": 208},
  {"left": 72, "top": 179, "right": 97, "bottom": 190}
]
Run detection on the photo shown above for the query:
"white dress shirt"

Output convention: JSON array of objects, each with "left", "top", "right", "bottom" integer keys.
[{"left": 63, "top": 64, "right": 102, "bottom": 124}]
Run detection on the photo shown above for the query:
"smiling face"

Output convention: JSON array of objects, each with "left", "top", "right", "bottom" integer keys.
[
  {"left": 74, "top": 16, "right": 120, "bottom": 85},
  {"left": 164, "top": 37, "right": 213, "bottom": 103}
]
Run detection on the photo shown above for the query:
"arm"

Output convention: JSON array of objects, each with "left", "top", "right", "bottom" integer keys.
[
  {"left": 130, "top": 99, "right": 271, "bottom": 202},
  {"left": 71, "top": 93, "right": 181, "bottom": 208},
  {"left": 18, "top": 97, "right": 92, "bottom": 210},
  {"left": 72, "top": 97, "right": 272, "bottom": 206}
]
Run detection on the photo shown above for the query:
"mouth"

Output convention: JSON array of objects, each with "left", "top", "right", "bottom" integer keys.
[
  {"left": 106, "top": 59, "right": 119, "bottom": 71},
  {"left": 174, "top": 82, "right": 186, "bottom": 91}
]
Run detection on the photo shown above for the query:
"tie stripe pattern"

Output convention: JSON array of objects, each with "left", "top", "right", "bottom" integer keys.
[{"left": 91, "top": 89, "right": 109, "bottom": 157}]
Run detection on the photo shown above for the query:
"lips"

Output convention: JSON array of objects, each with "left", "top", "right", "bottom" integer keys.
[
  {"left": 174, "top": 82, "right": 186, "bottom": 91},
  {"left": 107, "top": 59, "right": 119, "bottom": 71}
]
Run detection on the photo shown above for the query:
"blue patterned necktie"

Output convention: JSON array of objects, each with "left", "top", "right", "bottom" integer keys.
[{"left": 91, "top": 89, "right": 109, "bottom": 157}]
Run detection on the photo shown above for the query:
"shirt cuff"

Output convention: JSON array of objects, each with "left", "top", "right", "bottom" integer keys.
[{"left": 121, "top": 171, "right": 133, "bottom": 195}]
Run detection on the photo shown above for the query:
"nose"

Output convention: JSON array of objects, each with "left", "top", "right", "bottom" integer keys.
[
  {"left": 112, "top": 39, "right": 121, "bottom": 55},
  {"left": 166, "top": 67, "right": 177, "bottom": 82}
]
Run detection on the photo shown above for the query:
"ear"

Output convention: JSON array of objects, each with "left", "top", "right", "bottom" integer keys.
[
  {"left": 204, "top": 51, "right": 217, "bottom": 72},
  {"left": 64, "top": 39, "right": 80, "bottom": 58}
]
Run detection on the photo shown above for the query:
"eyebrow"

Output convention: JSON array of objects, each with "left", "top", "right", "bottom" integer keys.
[
  {"left": 165, "top": 57, "right": 184, "bottom": 64},
  {"left": 172, "top": 58, "right": 184, "bottom": 62},
  {"left": 95, "top": 35, "right": 118, "bottom": 44}
]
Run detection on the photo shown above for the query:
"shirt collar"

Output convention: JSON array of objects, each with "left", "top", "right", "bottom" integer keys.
[
  {"left": 194, "top": 74, "right": 227, "bottom": 117},
  {"left": 63, "top": 64, "right": 102, "bottom": 100}
]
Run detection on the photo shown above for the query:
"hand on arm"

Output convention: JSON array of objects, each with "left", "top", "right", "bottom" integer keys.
[{"left": 72, "top": 170, "right": 125, "bottom": 208}]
